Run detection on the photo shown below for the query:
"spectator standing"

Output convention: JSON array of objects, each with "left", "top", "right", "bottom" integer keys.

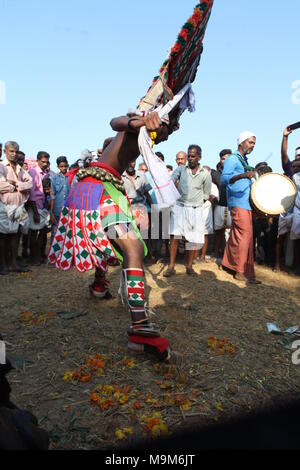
[
  {"left": 197, "top": 166, "right": 219, "bottom": 262},
  {"left": 290, "top": 160, "right": 300, "bottom": 275},
  {"left": 163, "top": 145, "right": 212, "bottom": 277},
  {"left": 16, "top": 151, "right": 30, "bottom": 259},
  {"left": 0, "top": 141, "right": 32, "bottom": 274},
  {"left": 50, "top": 157, "right": 70, "bottom": 241},
  {"left": 221, "top": 132, "right": 261, "bottom": 284},
  {"left": 213, "top": 149, "right": 232, "bottom": 261},
  {"left": 253, "top": 165, "right": 278, "bottom": 267},
  {"left": 176, "top": 151, "right": 187, "bottom": 167},
  {"left": 28, "top": 151, "right": 50, "bottom": 265},
  {"left": 281, "top": 127, "right": 300, "bottom": 178},
  {"left": 122, "top": 161, "right": 152, "bottom": 237}
]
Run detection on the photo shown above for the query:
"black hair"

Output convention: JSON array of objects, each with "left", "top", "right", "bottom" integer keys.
[
  {"left": 167, "top": 165, "right": 173, "bottom": 171},
  {"left": 255, "top": 162, "right": 268, "bottom": 171},
  {"left": 188, "top": 145, "right": 202, "bottom": 156},
  {"left": 219, "top": 149, "right": 232, "bottom": 159},
  {"left": 69, "top": 161, "right": 79, "bottom": 170},
  {"left": 155, "top": 152, "right": 165, "bottom": 162},
  {"left": 56, "top": 156, "right": 68, "bottom": 166},
  {"left": 42, "top": 177, "right": 51, "bottom": 190},
  {"left": 17, "top": 151, "right": 25, "bottom": 157},
  {"left": 37, "top": 151, "right": 50, "bottom": 161},
  {"left": 257, "top": 165, "right": 272, "bottom": 176}
]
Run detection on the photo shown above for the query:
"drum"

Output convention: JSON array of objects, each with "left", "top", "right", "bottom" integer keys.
[{"left": 251, "top": 173, "right": 296, "bottom": 217}]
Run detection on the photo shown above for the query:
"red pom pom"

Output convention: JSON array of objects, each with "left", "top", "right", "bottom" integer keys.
[
  {"left": 179, "top": 29, "right": 189, "bottom": 41},
  {"left": 171, "top": 43, "right": 181, "bottom": 54}
]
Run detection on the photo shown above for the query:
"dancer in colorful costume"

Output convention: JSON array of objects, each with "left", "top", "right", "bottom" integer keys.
[{"left": 48, "top": 1, "right": 214, "bottom": 362}]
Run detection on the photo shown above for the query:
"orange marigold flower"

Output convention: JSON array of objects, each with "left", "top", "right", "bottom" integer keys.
[
  {"left": 146, "top": 418, "right": 161, "bottom": 430},
  {"left": 80, "top": 374, "right": 92, "bottom": 383},
  {"left": 90, "top": 392, "right": 100, "bottom": 403}
]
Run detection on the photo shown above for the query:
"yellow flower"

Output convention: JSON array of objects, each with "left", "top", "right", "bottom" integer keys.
[
  {"left": 150, "top": 132, "right": 157, "bottom": 147},
  {"left": 181, "top": 401, "right": 192, "bottom": 412},
  {"left": 115, "top": 429, "right": 126, "bottom": 440},
  {"left": 63, "top": 371, "right": 74, "bottom": 382},
  {"left": 151, "top": 423, "right": 168, "bottom": 438},
  {"left": 216, "top": 402, "right": 224, "bottom": 412},
  {"left": 124, "top": 358, "right": 136, "bottom": 369},
  {"left": 102, "top": 385, "right": 115, "bottom": 396},
  {"left": 119, "top": 394, "right": 129, "bottom": 406},
  {"left": 123, "top": 427, "right": 134, "bottom": 436}
]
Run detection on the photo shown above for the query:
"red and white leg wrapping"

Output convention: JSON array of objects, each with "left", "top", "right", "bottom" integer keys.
[{"left": 120, "top": 268, "right": 170, "bottom": 361}]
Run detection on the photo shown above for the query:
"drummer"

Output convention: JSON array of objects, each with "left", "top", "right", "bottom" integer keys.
[{"left": 221, "top": 131, "right": 261, "bottom": 284}]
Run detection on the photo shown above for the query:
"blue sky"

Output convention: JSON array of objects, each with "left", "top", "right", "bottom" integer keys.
[{"left": 1, "top": 0, "right": 300, "bottom": 172}]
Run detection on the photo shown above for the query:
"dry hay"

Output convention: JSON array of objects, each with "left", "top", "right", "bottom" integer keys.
[{"left": 0, "top": 257, "right": 300, "bottom": 449}]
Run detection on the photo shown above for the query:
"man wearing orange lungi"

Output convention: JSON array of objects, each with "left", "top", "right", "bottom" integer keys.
[{"left": 221, "top": 132, "right": 261, "bottom": 284}]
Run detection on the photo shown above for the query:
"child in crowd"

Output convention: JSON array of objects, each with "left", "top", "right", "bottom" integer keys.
[{"left": 50, "top": 157, "right": 70, "bottom": 241}]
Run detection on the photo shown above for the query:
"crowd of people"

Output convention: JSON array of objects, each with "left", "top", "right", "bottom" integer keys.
[{"left": 0, "top": 125, "right": 299, "bottom": 279}]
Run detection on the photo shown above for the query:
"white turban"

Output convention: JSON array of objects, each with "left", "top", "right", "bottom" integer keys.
[
  {"left": 238, "top": 131, "right": 256, "bottom": 146},
  {"left": 295, "top": 148, "right": 300, "bottom": 158}
]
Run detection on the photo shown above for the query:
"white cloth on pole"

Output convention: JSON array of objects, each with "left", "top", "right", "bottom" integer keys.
[
  {"left": 138, "top": 128, "right": 180, "bottom": 209},
  {"left": 138, "top": 84, "right": 195, "bottom": 209}
]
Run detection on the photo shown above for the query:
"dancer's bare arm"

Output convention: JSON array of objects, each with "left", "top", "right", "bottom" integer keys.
[
  {"left": 110, "top": 112, "right": 162, "bottom": 133},
  {"left": 101, "top": 113, "right": 162, "bottom": 175}
]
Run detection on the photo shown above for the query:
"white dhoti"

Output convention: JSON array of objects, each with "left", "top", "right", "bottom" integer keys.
[
  {"left": 291, "top": 205, "right": 300, "bottom": 240},
  {"left": 203, "top": 201, "right": 214, "bottom": 235},
  {"left": 278, "top": 212, "right": 293, "bottom": 237},
  {"left": 169, "top": 204, "right": 205, "bottom": 247},
  {"left": 0, "top": 203, "right": 28, "bottom": 234},
  {"left": 28, "top": 208, "right": 50, "bottom": 231},
  {"left": 214, "top": 205, "right": 231, "bottom": 231}
]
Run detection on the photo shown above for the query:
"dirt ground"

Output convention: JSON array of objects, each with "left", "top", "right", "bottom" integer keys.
[{"left": 1, "top": 255, "right": 300, "bottom": 450}]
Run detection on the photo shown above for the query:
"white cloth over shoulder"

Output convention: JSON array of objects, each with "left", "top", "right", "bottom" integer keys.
[{"left": 138, "top": 84, "right": 195, "bottom": 209}]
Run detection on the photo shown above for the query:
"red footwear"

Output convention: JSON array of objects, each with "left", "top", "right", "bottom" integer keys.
[
  {"left": 89, "top": 279, "right": 111, "bottom": 299},
  {"left": 128, "top": 335, "right": 171, "bottom": 362}
]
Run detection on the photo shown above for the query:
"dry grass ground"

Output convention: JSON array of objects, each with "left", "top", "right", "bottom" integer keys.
[{"left": 0, "top": 258, "right": 299, "bottom": 449}]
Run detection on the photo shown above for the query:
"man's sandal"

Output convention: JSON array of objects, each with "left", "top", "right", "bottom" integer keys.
[
  {"left": 163, "top": 268, "right": 176, "bottom": 278},
  {"left": 186, "top": 267, "right": 197, "bottom": 276}
]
